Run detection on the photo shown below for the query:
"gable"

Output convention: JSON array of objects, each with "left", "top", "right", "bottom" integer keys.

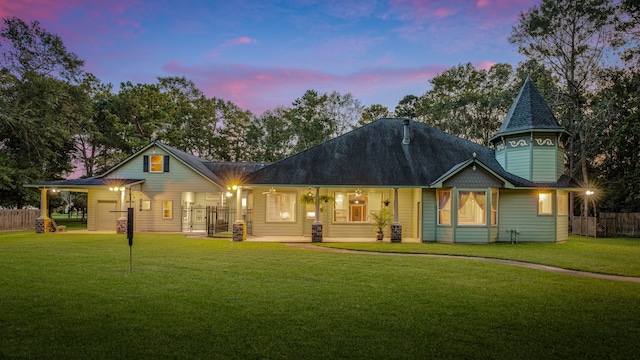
[
  {"left": 105, "top": 146, "right": 222, "bottom": 192},
  {"left": 443, "top": 165, "right": 504, "bottom": 188}
]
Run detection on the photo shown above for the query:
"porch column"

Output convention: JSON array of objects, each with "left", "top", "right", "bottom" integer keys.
[
  {"left": 116, "top": 188, "right": 127, "bottom": 234},
  {"left": 35, "top": 188, "right": 51, "bottom": 233},
  {"left": 232, "top": 186, "right": 245, "bottom": 241},
  {"left": 391, "top": 188, "right": 402, "bottom": 243},
  {"left": 312, "top": 187, "right": 323, "bottom": 243}
]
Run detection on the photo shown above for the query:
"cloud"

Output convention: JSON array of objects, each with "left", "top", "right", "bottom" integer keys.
[
  {"left": 0, "top": 0, "right": 82, "bottom": 22},
  {"left": 388, "top": 0, "right": 537, "bottom": 33},
  {"left": 161, "top": 61, "right": 445, "bottom": 114},
  {"left": 208, "top": 36, "right": 260, "bottom": 57},
  {"left": 475, "top": 60, "right": 497, "bottom": 71}
]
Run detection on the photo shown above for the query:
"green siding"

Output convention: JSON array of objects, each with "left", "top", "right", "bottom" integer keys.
[
  {"left": 455, "top": 227, "right": 489, "bottom": 243},
  {"left": 443, "top": 166, "right": 503, "bottom": 188},
  {"left": 557, "top": 214, "right": 568, "bottom": 242},
  {"left": 422, "top": 189, "right": 436, "bottom": 241},
  {"left": 557, "top": 147, "right": 565, "bottom": 179},
  {"left": 436, "top": 226, "right": 454, "bottom": 243},
  {"left": 490, "top": 226, "right": 498, "bottom": 243},
  {"left": 532, "top": 147, "right": 558, "bottom": 182},
  {"left": 496, "top": 150, "right": 506, "bottom": 169},
  {"left": 505, "top": 147, "right": 531, "bottom": 180},
  {"left": 498, "top": 190, "right": 557, "bottom": 242}
]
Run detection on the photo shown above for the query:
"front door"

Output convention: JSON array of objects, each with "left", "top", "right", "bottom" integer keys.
[{"left": 350, "top": 204, "right": 365, "bottom": 222}]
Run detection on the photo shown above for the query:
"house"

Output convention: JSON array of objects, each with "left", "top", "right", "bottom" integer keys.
[{"left": 26, "top": 78, "right": 579, "bottom": 242}]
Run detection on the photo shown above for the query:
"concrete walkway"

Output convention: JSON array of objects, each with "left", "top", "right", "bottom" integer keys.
[{"left": 286, "top": 243, "right": 640, "bottom": 283}]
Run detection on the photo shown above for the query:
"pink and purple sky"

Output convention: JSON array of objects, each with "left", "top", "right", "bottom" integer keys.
[{"left": 1, "top": 0, "right": 539, "bottom": 114}]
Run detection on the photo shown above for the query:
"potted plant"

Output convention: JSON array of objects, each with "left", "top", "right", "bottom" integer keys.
[
  {"left": 300, "top": 192, "right": 315, "bottom": 205},
  {"left": 300, "top": 192, "right": 334, "bottom": 211},
  {"left": 371, "top": 208, "right": 392, "bottom": 241}
]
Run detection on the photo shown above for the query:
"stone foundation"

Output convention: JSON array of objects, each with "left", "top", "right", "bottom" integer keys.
[
  {"left": 312, "top": 222, "right": 323, "bottom": 243},
  {"left": 35, "top": 218, "right": 52, "bottom": 234},
  {"left": 391, "top": 223, "right": 402, "bottom": 243},
  {"left": 232, "top": 222, "right": 245, "bottom": 242},
  {"left": 117, "top": 218, "right": 127, "bottom": 234}
]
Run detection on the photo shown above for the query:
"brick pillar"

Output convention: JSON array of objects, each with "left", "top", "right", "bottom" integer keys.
[
  {"left": 117, "top": 218, "right": 127, "bottom": 234},
  {"left": 36, "top": 217, "right": 52, "bottom": 234},
  {"left": 232, "top": 221, "right": 245, "bottom": 242},
  {"left": 312, "top": 222, "right": 323, "bottom": 243},
  {"left": 391, "top": 223, "right": 402, "bottom": 243}
]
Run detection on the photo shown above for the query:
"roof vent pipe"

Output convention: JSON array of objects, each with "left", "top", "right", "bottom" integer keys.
[{"left": 402, "top": 119, "right": 410, "bottom": 145}]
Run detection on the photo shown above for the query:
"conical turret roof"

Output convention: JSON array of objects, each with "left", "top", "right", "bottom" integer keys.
[{"left": 490, "top": 77, "right": 567, "bottom": 142}]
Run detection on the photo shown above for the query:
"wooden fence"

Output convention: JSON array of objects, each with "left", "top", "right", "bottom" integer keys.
[
  {"left": 0, "top": 209, "right": 40, "bottom": 231},
  {"left": 599, "top": 213, "right": 640, "bottom": 237},
  {"left": 572, "top": 213, "right": 640, "bottom": 238}
]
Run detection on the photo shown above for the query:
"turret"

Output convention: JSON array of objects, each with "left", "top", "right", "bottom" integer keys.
[{"left": 489, "top": 78, "right": 569, "bottom": 182}]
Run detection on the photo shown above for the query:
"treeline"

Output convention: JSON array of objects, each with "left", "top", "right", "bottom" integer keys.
[
  {"left": 1, "top": 0, "right": 639, "bottom": 213},
  {"left": 0, "top": 17, "right": 384, "bottom": 207},
  {"left": 399, "top": 0, "right": 640, "bottom": 213}
]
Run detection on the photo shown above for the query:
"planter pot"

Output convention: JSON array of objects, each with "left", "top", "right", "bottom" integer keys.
[{"left": 376, "top": 232, "right": 384, "bottom": 241}]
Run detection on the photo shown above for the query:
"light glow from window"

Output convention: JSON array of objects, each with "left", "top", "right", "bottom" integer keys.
[
  {"left": 437, "top": 189, "right": 451, "bottom": 225},
  {"left": 150, "top": 155, "right": 164, "bottom": 172},
  {"left": 266, "top": 193, "right": 296, "bottom": 222},
  {"left": 458, "top": 191, "right": 486, "bottom": 225},
  {"left": 538, "top": 192, "right": 553, "bottom": 215}
]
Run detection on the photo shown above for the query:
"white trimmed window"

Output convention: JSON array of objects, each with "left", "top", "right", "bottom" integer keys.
[
  {"left": 163, "top": 200, "right": 173, "bottom": 219},
  {"left": 458, "top": 191, "right": 486, "bottom": 225},
  {"left": 437, "top": 189, "right": 451, "bottom": 225},
  {"left": 140, "top": 200, "right": 151, "bottom": 211},
  {"left": 538, "top": 192, "right": 553, "bottom": 215},
  {"left": 266, "top": 193, "right": 296, "bottom": 222},
  {"left": 150, "top": 155, "right": 164, "bottom": 172},
  {"left": 491, "top": 188, "right": 498, "bottom": 226},
  {"left": 558, "top": 193, "right": 568, "bottom": 216}
]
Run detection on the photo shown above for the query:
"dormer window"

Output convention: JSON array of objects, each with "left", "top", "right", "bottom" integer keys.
[{"left": 143, "top": 155, "right": 170, "bottom": 173}]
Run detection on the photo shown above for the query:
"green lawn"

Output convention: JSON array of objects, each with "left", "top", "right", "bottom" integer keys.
[
  {"left": 1, "top": 233, "right": 639, "bottom": 359},
  {"left": 320, "top": 235, "right": 640, "bottom": 277}
]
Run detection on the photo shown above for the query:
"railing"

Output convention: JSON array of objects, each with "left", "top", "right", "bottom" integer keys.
[{"left": 206, "top": 206, "right": 253, "bottom": 237}]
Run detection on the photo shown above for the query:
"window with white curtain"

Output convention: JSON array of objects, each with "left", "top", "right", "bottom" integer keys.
[
  {"left": 266, "top": 193, "right": 296, "bottom": 222},
  {"left": 437, "top": 189, "right": 451, "bottom": 225},
  {"left": 457, "top": 191, "right": 486, "bottom": 225},
  {"left": 491, "top": 188, "right": 498, "bottom": 226}
]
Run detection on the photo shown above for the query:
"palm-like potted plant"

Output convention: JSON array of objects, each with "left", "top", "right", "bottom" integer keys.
[{"left": 371, "top": 208, "right": 392, "bottom": 241}]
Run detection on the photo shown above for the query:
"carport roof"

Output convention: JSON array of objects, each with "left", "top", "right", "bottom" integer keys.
[{"left": 24, "top": 178, "right": 145, "bottom": 190}]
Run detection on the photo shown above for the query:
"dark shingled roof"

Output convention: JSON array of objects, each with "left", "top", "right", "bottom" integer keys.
[
  {"left": 205, "top": 161, "right": 270, "bottom": 185},
  {"left": 247, "top": 118, "right": 534, "bottom": 187},
  {"left": 489, "top": 77, "right": 566, "bottom": 142}
]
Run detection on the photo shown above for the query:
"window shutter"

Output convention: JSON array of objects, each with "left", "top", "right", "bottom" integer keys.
[
  {"left": 164, "top": 156, "right": 170, "bottom": 172},
  {"left": 143, "top": 155, "right": 149, "bottom": 172}
]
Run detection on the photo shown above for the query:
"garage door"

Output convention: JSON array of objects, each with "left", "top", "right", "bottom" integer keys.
[{"left": 97, "top": 201, "right": 118, "bottom": 231}]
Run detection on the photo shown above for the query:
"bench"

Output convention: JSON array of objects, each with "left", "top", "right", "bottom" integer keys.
[{"left": 50, "top": 219, "right": 67, "bottom": 232}]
